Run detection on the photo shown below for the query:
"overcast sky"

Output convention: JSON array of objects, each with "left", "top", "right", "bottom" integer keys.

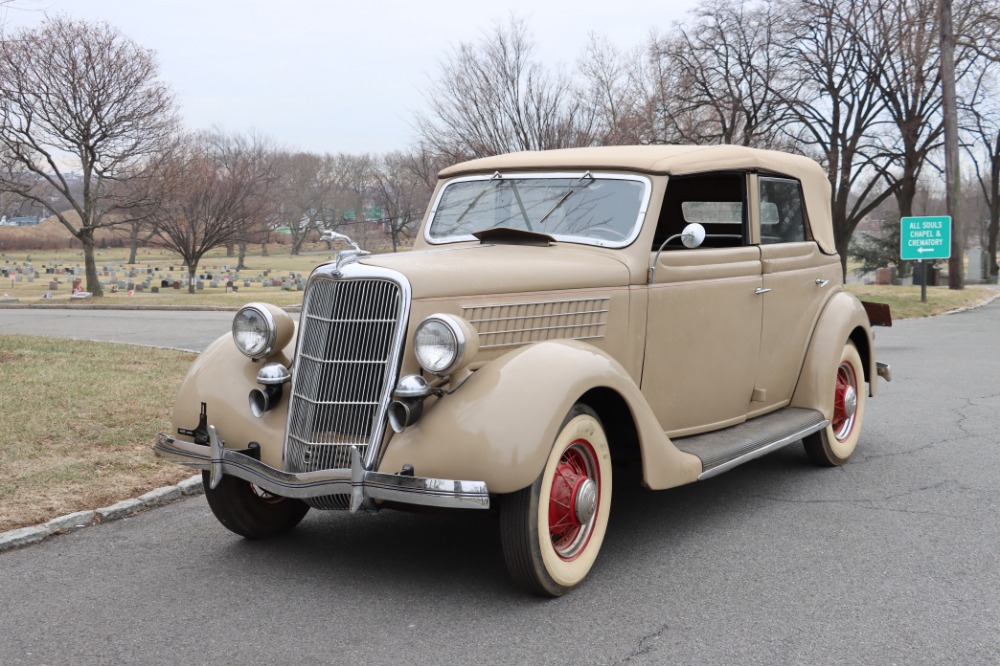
[{"left": 2, "top": 0, "right": 700, "bottom": 155}]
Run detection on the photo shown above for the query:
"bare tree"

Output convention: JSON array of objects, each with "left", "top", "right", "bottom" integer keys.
[
  {"left": 626, "top": 34, "right": 698, "bottom": 145},
  {"left": 370, "top": 150, "right": 435, "bottom": 252},
  {"left": 270, "top": 151, "right": 343, "bottom": 255},
  {"left": 417, "top": 17, "right": 595, "bottom": 161},
  {"left": 961, "top": 51, "right": 1000, "bottom": 277},
  {"left": 773, "top": 0, "right": 899, "bottom": 272},
  {"left": 151, "top": 131, "right": 273, "bottom": 293},
  {"left": 578, "top": 35, "right": 650, "bottom": 145},
  {"left": 405, "top": 142, "right": 450, "bottom": 194},
  {"left": 324, "top": 153, "right": 374, "bottom": 242},
  {"left": 0, "top": 17, "right": 177, "bottom": 295},
  {"left": 656, "top": 0, "right": 790, "bottom": 147},
  {"left": 202, "top": 129, "right": 278, "bottom": 269}
]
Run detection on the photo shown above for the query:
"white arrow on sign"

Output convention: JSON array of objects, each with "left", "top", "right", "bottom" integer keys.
[{"left": 917, "top": 246, "right": 935, "bottom": 253}]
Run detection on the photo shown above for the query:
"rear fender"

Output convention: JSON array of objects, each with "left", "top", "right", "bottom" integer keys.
[
  {"left": 379, "top": 340, "right": 702, "bottom": 494},
  {"left": 791, "top": 291, "right": 875, "bottom": 418}
]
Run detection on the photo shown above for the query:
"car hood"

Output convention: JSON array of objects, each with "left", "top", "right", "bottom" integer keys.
[{"left": 355, "top": 243, "right": 630, "bottom": 299}]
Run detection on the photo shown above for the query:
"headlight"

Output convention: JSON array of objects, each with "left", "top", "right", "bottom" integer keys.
[
  {"left": 413, "top": 314, "right": 477, "bottom": 376},
  {"left": 232, "top": 303, "right": 294, "bottom": 360}
]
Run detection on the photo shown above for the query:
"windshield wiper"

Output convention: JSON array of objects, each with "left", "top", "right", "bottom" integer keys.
[
  {"left": 537, "top": 172, "right": 594, "bottom": 226},
  {"left": 442, "top": 171, "right": 509, "bottom": 233}
]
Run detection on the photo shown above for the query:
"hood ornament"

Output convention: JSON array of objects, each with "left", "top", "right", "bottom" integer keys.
[{"left": 321, "top": 230, "right": 371, "bottom": 273}]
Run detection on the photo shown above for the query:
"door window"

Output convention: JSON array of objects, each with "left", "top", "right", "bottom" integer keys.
[
  {"left": 653, "top": 173, "right": 748, "bottom": 250},
  {"left": 758, "top": 177, "right": 806, "bottom": 244}
]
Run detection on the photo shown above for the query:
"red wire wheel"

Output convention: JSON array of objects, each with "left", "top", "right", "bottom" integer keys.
[
  {"left": 501, "top": 405, "right": 612, "bottom": 596},
  {"left": 832, "top": 360, "right": 859, "bottom": 442},
  {"left": 547, "top": 440, "right": 601, "bottom": 560},
  {"left": 804, "top": 342, "right": 866, "bottom": 466}
]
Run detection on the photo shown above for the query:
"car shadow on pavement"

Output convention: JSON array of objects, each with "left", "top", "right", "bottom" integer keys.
[{"left": 203, "top": 442, "right": 823, "bottom": 599}]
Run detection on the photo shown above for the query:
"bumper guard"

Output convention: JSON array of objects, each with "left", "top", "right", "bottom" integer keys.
[{"left": 154, "top": 427, "right": 490, "bottom": 512}]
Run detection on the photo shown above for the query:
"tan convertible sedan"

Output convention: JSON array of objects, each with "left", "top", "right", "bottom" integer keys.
[{"left": 155, "top": 145, "right": 890, "bottom": 596}]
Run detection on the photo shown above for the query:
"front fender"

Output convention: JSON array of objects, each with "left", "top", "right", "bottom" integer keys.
[
  {"left": 379, "top": 340, "right": 702, "bottom": 494},
  {"left": 791, "top": 290, "right": 875, "bottom": 418},
  {"left": 170, "top": 333, "right": 294, "bottom": 470}
]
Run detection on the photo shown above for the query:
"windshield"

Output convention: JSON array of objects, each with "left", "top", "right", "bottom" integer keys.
[{"left": 426, "top": 173, "right": 649, "bottom": 247}]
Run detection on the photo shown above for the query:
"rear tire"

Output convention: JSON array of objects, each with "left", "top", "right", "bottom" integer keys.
[
  {"left": 202, "top": 472, "right": 309, "bottom": 539},
  {"left": 804, "top": 342, "right": 866, "bottom": 466},
  {"left": 500, "top": 405, "right": 612, "bottom": 596}
]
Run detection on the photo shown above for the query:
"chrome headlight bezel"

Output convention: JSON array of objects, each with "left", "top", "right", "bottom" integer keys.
[
  {"left": 414, "top": 314, "right": 473, "bottom": 376},
  {"left": 232, "top": 303, "right": 278, "bottom": 360}
]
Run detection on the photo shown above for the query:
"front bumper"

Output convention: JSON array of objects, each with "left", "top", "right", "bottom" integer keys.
[{"left": 154, "top": 427, "right": 490, "bottom": 512}]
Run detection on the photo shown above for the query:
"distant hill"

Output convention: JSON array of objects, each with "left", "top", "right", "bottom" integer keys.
[{"left": 0, "top": 212, "right": 125, "bottom": 251}]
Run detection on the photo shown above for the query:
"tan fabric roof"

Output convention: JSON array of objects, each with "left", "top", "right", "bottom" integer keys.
[{"left": 438, "top": 145, "right": 836, "bottom": 255}]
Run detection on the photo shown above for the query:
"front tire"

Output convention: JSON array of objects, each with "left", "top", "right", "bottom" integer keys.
[
  {"left": 803, "top": 342, "right": 866, "bottom": 466},
  {"left": 202, "top": 472, "right": 310, "bottom": 539},
  {"left": 500, "top": 405, "right": 612, "bottom": 597}
]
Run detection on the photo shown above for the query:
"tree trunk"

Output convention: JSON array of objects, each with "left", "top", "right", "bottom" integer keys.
[
  {"left": 80, "top": 229, "right": 103, "bottom": 297},
  {"left": 237, "top": 237, "right": 247, "bottom": 270},
  {"left": 261, "top": 242, "right": 269, "bottom": 257},
  {"left": 940, "top": 0, "right": 963, "bottom": 289},
  {"left": 989, "top": 205, "right": 999, "bottom": 277},
  {"left": 188, "top": 265, "right": 197, "bottom": 294},
  {"left": 896, "top": 177, "right": 916, "bottom": 220},
  {"left": 128, "top": 223, "right": 140, "bottom": 264}
]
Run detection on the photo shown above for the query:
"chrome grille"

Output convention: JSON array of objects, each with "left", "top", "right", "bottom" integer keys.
[{"left": 285, "top": 272, "right": 406, "bottom": 474}]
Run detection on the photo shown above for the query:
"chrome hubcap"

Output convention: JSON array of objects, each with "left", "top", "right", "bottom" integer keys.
[
  {"left": 842, "top": 385, "right": 857, "bottom": 421},
  {"left": 573, "top": 478, "right": 598, "bottom": 524},
  {"left": 833, "top": 361, "right": 859, "bottom": 441}
]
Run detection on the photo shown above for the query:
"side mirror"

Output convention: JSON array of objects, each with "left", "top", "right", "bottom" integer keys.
[
  {"left": 650, "top": 222, "right": 708, "bottom": 284},
  {"left": 680, "top": 223, "right": 706, "bottom": 249}
]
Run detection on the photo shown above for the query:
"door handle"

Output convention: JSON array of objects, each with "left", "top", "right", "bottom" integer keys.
[
  {"left": 755, "top": 287, "right": 772, "bottom": 295},
  {"left": 815, "top": 279, "right": 830, "bottom": 287}
]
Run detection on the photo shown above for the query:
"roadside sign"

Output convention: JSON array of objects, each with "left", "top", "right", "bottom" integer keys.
[{"left": 900, "top": 216, "right": 951, "bottom": 261}]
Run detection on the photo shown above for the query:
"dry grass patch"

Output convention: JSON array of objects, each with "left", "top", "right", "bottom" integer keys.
[
  {"left": 0, "top": 334, "right": 196, "bottom": 531},
  {"left": 846, "top": 285, "right": 997, "bottom": 319}
]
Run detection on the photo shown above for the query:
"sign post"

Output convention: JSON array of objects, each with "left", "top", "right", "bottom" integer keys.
[{"left": 901, "top": 216, "right": 952, "bottom": 303}]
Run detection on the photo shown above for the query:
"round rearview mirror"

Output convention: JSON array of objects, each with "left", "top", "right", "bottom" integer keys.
[{"left": 681, "top": 223, "right": 706, "bottom": 249}]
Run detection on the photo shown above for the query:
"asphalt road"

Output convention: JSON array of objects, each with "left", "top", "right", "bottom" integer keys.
[
  {"left": 0, "top": 307, "right": 240, "bottom": 352},
  {"left": 1, "top": 304, "right": 999, "bottom": 664}
]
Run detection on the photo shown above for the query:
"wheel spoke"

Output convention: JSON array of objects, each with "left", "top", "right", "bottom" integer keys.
[
  {"left": 833, "top": 363, "right": 857, "bottom": 440},
  {"left": 547, "top": 439, "right": 600, "bottom": 559}
]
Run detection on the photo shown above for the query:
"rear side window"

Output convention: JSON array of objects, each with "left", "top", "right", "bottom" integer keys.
[{"left": 759, "top": 177, "right": 806, "bottom": 244}]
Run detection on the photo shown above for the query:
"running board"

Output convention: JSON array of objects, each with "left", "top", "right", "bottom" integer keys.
[{"left": 672, "top": 408, "right": 829, "bottom": 480}]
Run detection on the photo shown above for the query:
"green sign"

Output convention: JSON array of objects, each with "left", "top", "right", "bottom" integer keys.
[
  {"left": 343, "top": 208, "right": 384, "bottom": 221},
  {"left": 900, "top": 216, "right": 951, "bottom": 261}
]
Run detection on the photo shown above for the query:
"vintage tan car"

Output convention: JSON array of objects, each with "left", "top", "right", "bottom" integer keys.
[{"left": 155, "top": 145, "right": 890, "bottom": 596}]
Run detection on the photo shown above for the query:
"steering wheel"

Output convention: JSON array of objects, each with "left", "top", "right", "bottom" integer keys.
[{"left": 586, "top": 226, "right": 626, "bottom": 241}]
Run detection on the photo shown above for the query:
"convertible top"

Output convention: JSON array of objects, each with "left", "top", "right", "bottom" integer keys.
[{"left": 439, "top": 145, "right": 836, "bottom": 255}]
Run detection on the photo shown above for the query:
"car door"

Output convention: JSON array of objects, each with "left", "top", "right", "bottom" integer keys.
[
  {"left": 642, "top": 172, "right": 763, "bottom": 437},
  {"left": 751, "top": 174, "right": 842, "bottom": 416}
]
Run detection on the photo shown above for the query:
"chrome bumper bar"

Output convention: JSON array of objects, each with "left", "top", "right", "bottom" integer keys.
[{"left": 154, "top": 427, "right": 490, "bottom": 512}]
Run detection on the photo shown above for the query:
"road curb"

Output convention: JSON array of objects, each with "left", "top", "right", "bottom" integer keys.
[
  {"left": 933, "top": 291, "right": 1000, "bottom": 317},
  {"left": 0, "top": 474, "right": 204, "bottom": 554}
]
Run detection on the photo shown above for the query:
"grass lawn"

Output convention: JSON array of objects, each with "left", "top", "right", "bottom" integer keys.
[{"left": 0, "top": 335, "right": 196, "bottom": 531}]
